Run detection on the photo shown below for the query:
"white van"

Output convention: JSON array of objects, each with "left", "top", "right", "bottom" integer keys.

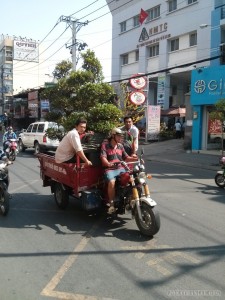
[{"left": 18, "top": 121, "right": 60, "bottom": 154}]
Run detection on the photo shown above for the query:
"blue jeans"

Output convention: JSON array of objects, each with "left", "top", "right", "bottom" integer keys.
[{"left": 104, "top": 168, "right": 126, "bottom": 181}]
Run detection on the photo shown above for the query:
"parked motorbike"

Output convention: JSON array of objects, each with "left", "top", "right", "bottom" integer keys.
[
  {"left": 5, "top": 139, "right": 18, "bottom": 161},
  {"left": 104, "top": 152, "right": 160, "bottom": 236},
  {"left": 215, "top": 156, "right": 225, "bottom": 188},
  {"left": 0, "top": 160, "right": 10, "bottom": 216}
]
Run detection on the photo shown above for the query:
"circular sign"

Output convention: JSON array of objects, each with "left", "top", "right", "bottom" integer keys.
[
  {"left": 129, "top": 75, "right": 147, "bottom": 89},
  {"left": 129, "top": 91, "right": 146, "bottom": 105}
]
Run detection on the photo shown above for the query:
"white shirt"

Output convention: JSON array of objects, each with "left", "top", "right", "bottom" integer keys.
[
  {"left": 55, "top": 129, "right": 83, "bottom": 163},
  {"left": 120, "top": 124, "right": 139, "bottom": 152}
]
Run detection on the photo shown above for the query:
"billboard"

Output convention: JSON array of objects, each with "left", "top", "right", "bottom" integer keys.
[{"left": 13, "top": 40, "right": 39, "bottom": 62}]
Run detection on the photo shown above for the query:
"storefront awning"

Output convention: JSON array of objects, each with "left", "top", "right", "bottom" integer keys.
[{"left": 161, "top": 107, "right": 186, "bottom": 117}]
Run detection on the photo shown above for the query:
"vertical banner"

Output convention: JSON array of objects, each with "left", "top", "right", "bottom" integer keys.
[
  {"left": 147, "top": 105, "right": 161, "bottom": 140},
  {"left": 157, "top": 74, "right": 166, "bottom": 108}
]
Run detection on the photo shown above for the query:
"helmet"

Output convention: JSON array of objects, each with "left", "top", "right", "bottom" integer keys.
[
  {"left": 8, "top": 126, "right": 13, "bottom": 131},
  {"left": 111, "top": 127, "right": 124, "bottom": 136}
]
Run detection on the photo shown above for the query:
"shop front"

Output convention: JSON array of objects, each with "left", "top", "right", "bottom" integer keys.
[{"left": 191, "top": 65, "right": 225, "bottom": 150}]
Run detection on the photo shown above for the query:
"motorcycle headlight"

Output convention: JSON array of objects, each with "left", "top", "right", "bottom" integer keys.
[{"left": 138, "top": 172, "right": 146, "bottom": 179}]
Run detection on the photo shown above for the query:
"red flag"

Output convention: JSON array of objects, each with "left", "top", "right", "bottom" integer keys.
[{"left": 139, "top": 8, "right": 148, "bottom": 25}]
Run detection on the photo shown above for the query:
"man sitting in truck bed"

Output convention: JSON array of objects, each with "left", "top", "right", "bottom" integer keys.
[{"left": 55, "top": 118, "right": 92, "bottom": 166}]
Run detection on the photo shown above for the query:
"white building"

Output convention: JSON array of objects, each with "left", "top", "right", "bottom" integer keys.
[{"left": 106, "top": 0, "right": 214, "bottom": 112}]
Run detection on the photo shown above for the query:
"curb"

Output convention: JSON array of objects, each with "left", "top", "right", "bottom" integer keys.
[{"left": 147, "top": 157, "right": 219, "bottom": 171}]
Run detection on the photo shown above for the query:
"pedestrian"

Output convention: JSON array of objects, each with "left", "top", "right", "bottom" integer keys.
[
  {"left": 174, "top": 119, "right": 182, "bottom": 139},
  {"left": 55, "top": 118, "right": 92, "bottom": 166},
  {"left": 120, "top": 116, "right": 139, "bottom": 156}
]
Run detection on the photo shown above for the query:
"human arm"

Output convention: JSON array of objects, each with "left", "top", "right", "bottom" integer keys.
[{"left": 76, "top": 150, "right": 92, "bottom": 166}]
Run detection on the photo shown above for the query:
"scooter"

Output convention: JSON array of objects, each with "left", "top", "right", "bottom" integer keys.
[
  {"left": 215, "top": 156, "right": 225, "bottom": 188},
  {"left": 105, "top": 152, "right": 160, "bottom": 236},
  {"left": 5, "top": 139, "right": 18, "bottom": 161},
  {"left": 0, "top": 160, "right": 10, "bottom": 216}
]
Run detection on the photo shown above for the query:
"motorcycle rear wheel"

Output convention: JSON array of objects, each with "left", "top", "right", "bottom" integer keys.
[
  {"left": 54, "top": 183, "right": 69, "bottom": 209},
  {"left": 0, "top": 184, "right": 10, "bottom": 216},
  {"left": 215, "top": 173, "right": 225, "bottom": 188},
  {"left": 135, "top": 203, "right": 160, "bottom": 237},
  {"left": 9, "top": 150, "right": 16, "bottom": 161}
]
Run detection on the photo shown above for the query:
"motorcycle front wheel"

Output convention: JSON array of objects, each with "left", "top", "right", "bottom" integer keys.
[
  {"left": 135, "top": 203, "right": 160, "bottom": 237},
  {"left": 0, "top": 183, "right": 10, "bottom": 216},
  {"left": 215, "top": 173, "right": 225, "bottom": 188}
]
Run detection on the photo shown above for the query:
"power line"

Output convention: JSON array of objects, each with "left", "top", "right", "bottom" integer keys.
[{"left": 107, "top": 55, "right": 221, "bottom": 84}]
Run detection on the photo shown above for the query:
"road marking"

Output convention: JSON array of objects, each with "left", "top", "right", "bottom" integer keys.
[
  {"left": 41, "top": 218, "right": 117, "bottom": 300},
  {"left": 9, "top": 180, "right": 39, "bottom": 193},
  {"left": 122, "top": 241, "right": 200, "bottom": 277}
]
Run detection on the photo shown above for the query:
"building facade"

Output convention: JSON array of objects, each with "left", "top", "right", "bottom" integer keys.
[
  {"left": 106, "top": 0, "right": 213, "bottom": 110},
  {"left": 0, "top": 36, "right": 14, "bottom": 115},
  {"left": 107, "top": 0, "right": 225, "bottom": 150}
]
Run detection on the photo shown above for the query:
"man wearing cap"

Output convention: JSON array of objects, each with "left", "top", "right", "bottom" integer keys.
[{"left": 100, "top": 127, "right": 138, "bottom": 213}]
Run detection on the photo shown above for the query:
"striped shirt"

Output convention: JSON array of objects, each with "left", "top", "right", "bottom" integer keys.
[{"left": 100, "top": 140, "right": 128, "bottom": 172}]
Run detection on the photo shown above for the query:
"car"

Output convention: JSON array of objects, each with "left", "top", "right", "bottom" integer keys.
[{"left": 18, "top": 121, "right": 60, "bottom": 154}]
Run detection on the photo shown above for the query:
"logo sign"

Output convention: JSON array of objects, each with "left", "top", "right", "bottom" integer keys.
[
  {"left": 194, "top": 80, "right": 206, "bottom": 93},
  {"left": 129, "top": 91, "right": 146, "bottom": 105},
  {"left": 130, "top": 75, "right": 147, "bottom": 90}
]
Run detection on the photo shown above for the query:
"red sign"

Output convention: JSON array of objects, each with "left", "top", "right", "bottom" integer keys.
[
  {"left": 129, "top": 91, "right": 146, "bottom": 105},
  {"left": 129, "top": 75, "right": 147, "bottom": 90}
]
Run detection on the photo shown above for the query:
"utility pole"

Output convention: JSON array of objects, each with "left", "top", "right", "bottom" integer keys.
[{"left": 59, "top": 16, "right": 88, "bottom": 71}]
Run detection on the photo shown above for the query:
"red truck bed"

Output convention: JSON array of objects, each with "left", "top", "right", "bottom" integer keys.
[{"left": 37, "top": 153, "right": 104, "bottom": 195}]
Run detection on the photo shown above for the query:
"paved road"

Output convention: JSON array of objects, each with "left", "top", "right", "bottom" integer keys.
[{"left": 140, "top": 139, "right": 220, "bottom": 171}]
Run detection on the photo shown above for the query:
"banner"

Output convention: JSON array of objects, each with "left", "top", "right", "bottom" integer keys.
[{"left": 147, "top": 105, "right": 161, "bottom": 140}]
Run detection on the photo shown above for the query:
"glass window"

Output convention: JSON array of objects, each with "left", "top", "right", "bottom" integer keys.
[
  {"left": 168, "top": 0, "right": 177, "bottom": 12},
  {"left": 188, "top": 0, "right": 197, "bottom": 4},
  {"left": 121, "top": 54, "right": 128, "bottom": 65},
  {"left": 37, "top": 124, "right": 45, "bottom": 133},
  {"left": 190, "top": 32, "right": 197, "bottom": 46},
  {"left": 120, "top": 21, "right": 126, "bottom": 33},
  {"left": 135, "top": 50, "right": 139, "bottom": 61},
  {"left": 170, "top": 38, "right": 179, "bottom": 51},
  {"left": 133, "top": 15, "right": 139, "bottom": 27},
  {"left": 147, "top": 5, "right": 160, "bottom": 21},
  {"left": 148, "top": 44, "right": 159, "bottom": 57},
  {"left": 26, "top": 124, "right": 33, "bottom": 133},
  {"left": 32, "top": 124, "right": 38, "bottom": 132}
]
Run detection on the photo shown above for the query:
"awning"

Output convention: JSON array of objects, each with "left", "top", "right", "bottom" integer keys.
[{"left": 161, "top": 107, "right": 186, "bottom": 117}]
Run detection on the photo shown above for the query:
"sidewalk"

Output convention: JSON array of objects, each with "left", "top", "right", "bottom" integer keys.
[{"left": 139, "top": 139, "right": 221, "bottom": 171}]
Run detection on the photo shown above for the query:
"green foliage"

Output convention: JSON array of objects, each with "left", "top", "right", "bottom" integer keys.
[
  {"left": 88, "top": 103, "right": 123, "bottom": 133},
  {"left": 40, "top": 49, "right": 120, "bottom": 136},
  {"left": 52, "top": 60, "right": 72, "bottom": 79}
]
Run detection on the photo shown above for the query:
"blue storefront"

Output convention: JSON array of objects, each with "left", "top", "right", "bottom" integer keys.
[{"left": 191, "top": 65, "right": 225, "bottom": 150}]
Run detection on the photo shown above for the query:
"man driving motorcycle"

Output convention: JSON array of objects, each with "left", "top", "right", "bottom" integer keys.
[
  {"left": 100, "top": 127, "right": 138, "bottom": 214},
  {"left": 3, "top": 127, "right": 17, "bottom": 151}
]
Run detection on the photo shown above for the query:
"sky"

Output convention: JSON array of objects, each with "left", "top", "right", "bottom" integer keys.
[{"left": 0, "top": 0, "right": 112, "bottom": 93}]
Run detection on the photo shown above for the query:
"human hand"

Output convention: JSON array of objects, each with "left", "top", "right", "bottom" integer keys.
[{"left": 84, "top": 160, "right": 92, "bottom": 167}]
